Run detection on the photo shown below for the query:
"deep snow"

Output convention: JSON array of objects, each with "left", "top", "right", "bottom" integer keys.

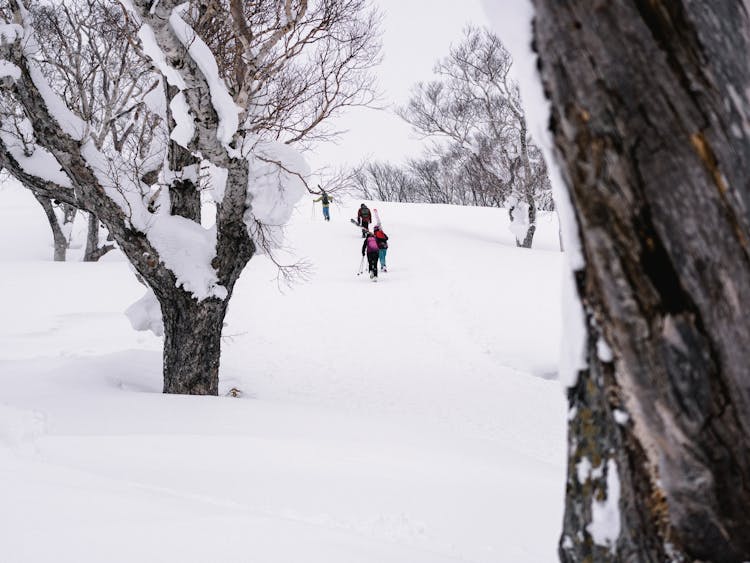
[{"left": 0, "top": 180, "right": 567, "bottom": 562}]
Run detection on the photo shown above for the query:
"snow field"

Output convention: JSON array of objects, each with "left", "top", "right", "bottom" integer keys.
[{"left": 0, "top": 181, "right": 567, "bottom": 562}]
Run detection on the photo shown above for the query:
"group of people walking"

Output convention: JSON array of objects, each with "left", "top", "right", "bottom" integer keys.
[
  {"left": 361, "top": 221, "right": 388, "bottom": 280},
  {"left": 357, "top": 203, "right": 388, "bottom": 280},
  {"left": 313, "top": 191, "right": 390, "bottom": 281}
]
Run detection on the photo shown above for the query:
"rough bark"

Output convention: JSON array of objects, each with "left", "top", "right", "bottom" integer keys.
[
  {"left": 533, "top": 1, "right": 750, "bottom": 560},
  {"left": 159, "top": 290, "right": 227, "bottom": 395}
]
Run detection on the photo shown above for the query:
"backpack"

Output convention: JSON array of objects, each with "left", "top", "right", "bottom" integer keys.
[
  {"left": 366, "top": 236, "right": 379, "bottom": 253},
  {"left": 360, "top": 207, "right": 371, "bottom": 220},
  {"left": 375, "top": 231, "right": 388, "bottom": 249},
  {"left": 321, "top": 194, "right": 329, "bottom": 205}
]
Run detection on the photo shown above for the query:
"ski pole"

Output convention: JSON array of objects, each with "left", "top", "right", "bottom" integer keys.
[{"left": 357, "top": 255, "right": 365, "bottom": 275}]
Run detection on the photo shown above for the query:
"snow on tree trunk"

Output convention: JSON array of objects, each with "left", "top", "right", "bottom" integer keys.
[{"left": 533, "top": 0, "right": 750, "bottom": 560}]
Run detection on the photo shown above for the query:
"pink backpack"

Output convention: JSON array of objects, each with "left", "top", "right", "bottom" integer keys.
[{"left": 366, "top": 236, "right": 379, "bottom": 253}]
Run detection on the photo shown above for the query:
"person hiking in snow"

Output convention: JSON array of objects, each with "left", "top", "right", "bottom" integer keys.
[
  {"left": 373, "top": 224, "right": 388, "bottom": 272},
  {"left": 362, "top": 231, "right": 380, "bottom": 280},
  {"left": 357, "top": 203, "right": 371, "bottom": 237},
  {"left": 313, "top": 187, "right": 333, "bottom": 221}
]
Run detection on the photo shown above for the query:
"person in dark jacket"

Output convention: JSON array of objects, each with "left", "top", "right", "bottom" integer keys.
[
  {"left": 362, "top": 231, "right": 380, "bottom": 280},
  {"left": 357, "top": 204, "right": 371, "bottom": 237},
  {"left": 373, "top": 225, "right": 388, "bottom": 272}
]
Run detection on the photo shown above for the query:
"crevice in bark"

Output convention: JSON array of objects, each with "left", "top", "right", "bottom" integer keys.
[{"left": 632, "top": 205, "right": 693, "bottom": 316}]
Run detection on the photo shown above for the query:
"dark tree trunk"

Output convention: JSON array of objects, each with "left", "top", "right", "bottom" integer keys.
[
  {"left": 159, "top": 290, "right": 227, "bottom": 395},
  {"left": 83, "top": 212, "right": 114, "bottom": 262},
  {"left": 533, "top": 1, "right": 750, "bottom": 560},
  {"left": 521, "top": 197, "right": 536, "bottom": 249},
  {"left": 144, "top": 125, "right": 249, "bottom": 396}
]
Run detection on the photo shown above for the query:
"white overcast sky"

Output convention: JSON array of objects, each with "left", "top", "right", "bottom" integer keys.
[{"left": 307, "top": 0, "right": 490, "bottom": 178}]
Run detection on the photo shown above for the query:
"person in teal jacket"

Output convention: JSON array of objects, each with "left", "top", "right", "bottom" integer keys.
[
  {"left": 313, "top": 188, "right": 333, "bottom": 221},
  {"left": 374, "top": 225, "right": 388, "bottom": 272}
]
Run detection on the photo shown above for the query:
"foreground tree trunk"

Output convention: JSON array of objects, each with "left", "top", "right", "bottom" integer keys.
[
  {"left": 533, "top": 1, "right": 750, "bottom": 560},
  {"left": 158, "top": 290, "right": 227, "bottom": 395}
]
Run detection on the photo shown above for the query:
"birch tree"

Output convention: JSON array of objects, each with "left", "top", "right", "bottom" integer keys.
[
  {"left": 398, "top": 26, "right": 550, "bottom": 247},
  {"left": 0, "top": 0, "right": 380, "bottom": 395}
]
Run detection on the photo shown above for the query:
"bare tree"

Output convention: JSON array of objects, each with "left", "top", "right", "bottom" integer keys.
[
  {"left": 3, "top": 0, "right": 154, "bottom": 261},
  {"left": 0, "top": 0, "right": 380, "bottom": 394},
  {"left": 0, "top": 110, "right": 78, "bottom": 260},
  {"left": 188, "top": 0, "right": 381, "bottom": 148},
  {"left": 353, "top": 161, "right": 416, "bottom": 203},
  {"left": 532, "top": 1, "right": 750, "bottom": 561},
  {"left": 398, "top": 26, "right": 550, "bottom": 247}
]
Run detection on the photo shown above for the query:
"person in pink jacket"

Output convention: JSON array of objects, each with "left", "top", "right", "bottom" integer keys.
[{"left": 361, "top": 232, "right": 380, "bottom": 280}]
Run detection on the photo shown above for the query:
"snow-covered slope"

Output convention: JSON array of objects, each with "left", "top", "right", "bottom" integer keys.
[{"left": 0, "top": 180, "right": 567, "bottom": 563}]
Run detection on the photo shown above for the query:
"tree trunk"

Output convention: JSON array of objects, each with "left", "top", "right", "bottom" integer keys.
[
  {"left": 533, "top": 1, "right": 750, "bottom": 560},
  {"left": 83, "top": 212, "right": 114, "bottom": 262},
  {"left": 159, "top": 290, "right": 227, "bottom": 395},
  {"left": 508, "top": 202, "right": 536, "bottom": 249},
  {"left": 521, "top": 196, "right": 536, "bottom": 249},
  {"left": 34, "top": 194, "right": 69, "bottom": 261},
  {"left": 519, "top": 118, "right": 536, "bottom": 249}
]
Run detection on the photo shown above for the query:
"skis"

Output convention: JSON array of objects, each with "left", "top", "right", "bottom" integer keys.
[
  {"left": 350, "top": 218, "right": 372, "bottom": 235},
  {"left": 349, "top": 209, "right": 382, "bottom": 233}
]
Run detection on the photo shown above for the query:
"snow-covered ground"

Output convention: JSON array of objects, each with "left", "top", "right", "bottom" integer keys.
[{"left": 0, "top": 179, "right": 567, "bottom": 563}]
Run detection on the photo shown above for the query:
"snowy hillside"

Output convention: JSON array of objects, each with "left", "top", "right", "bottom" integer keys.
[{"left": 0, "top": 180, "right": 567, "bottom": 563}]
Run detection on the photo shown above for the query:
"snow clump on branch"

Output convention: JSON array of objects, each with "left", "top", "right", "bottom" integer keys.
[{"left": 243, "top": 138, "right": 309, "bottom": 254}]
